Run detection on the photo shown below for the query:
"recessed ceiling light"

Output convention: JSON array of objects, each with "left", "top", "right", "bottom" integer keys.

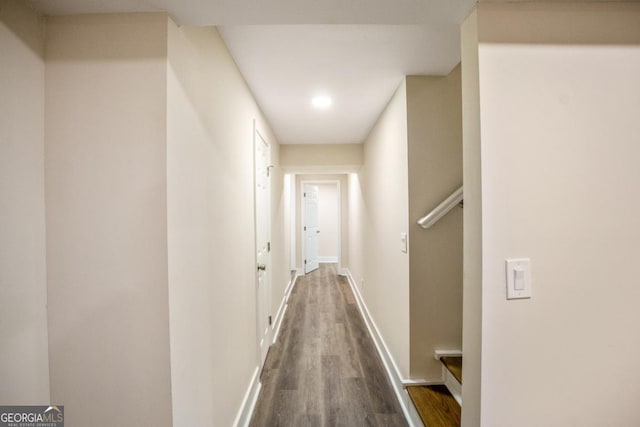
[{"left": 311, "top": 95, "right": 332, "bottom": 109}]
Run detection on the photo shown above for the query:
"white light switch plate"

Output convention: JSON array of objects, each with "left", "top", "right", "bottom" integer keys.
[
  {"left": 400, "top": 232, "right": 407, "bottom": 253},
  {"left": 506, "top": 258, "right": 531, "bottom": 299}
]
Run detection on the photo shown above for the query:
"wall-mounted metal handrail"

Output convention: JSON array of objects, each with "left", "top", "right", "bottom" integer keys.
[{"left": 417, "top": 186, "right": 463, "bottom": 229}]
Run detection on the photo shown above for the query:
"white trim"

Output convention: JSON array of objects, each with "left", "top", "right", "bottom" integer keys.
[
  {"left": 343, "top": 269, "right": 421, "bottom": 427},
  {"left": 300, "top": 179, "right": 342, "bottom": 275},
  {"left": 443, "top": 364, "right": 462, "bottom": 406},
  {"left": 295, "top": 268, "right": 305, "bottom": 277},
  {"left": 272, "top": 275, "right": 299, "bottom": 343},
  {"left": 253, "top": 121, "right": 272, "bottom": 367},
  {"left": 271, "top": 293, "right": 287, "bottom": 343},
  {"left": 318, "top": 256, "right": 339, "bottom": 263},
  {"left": 272, "top": 304, "right": 288, "bottom": 344},
  {"left": 338, "top": 268, "right": 349, "bottom": 277},
  {"left": 289, "top": 174, "right": 297, "bottom": 271},
  {"left": 284, "top": 274, "right": 297, "bottom": 301},
  {"left": 232, "top": 366, "right": 262, "bottom": 427},
  {"left": 433, "top": 349, "right": 463, "bottom": 405},
  {"left": 434, "top": 349, "right": 463, "bottom": 360}
]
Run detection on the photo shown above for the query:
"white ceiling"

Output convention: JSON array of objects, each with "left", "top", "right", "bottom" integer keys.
[{"left": 28, "top": 0, "right": 477, "bottom": 144}]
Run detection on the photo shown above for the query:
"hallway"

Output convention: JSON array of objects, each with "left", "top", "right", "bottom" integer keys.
[{"left": 250, "top": 264, "right": 407, "bottom": 426}]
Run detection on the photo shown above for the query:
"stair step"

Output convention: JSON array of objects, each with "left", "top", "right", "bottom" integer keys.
[
  {"left": 441, "top": 356, "right": 462, "bottom": 384},
  {"left": 407, "top": 385, "right": 461, "bottom": 427}
]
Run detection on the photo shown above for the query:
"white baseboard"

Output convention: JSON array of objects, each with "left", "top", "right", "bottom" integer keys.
[
  {"left": 338, "top": 268, "right": 349, "bottom": 277},
  {"left": 284, "top": 275, "right": 297, "bottom": 298},
  {"left": 232, "top": 366, "right": 262, "bottom": 427},
  {"left": 237, "top": 274, "right": 300, "bottom": 426},
  {"left": 444, "top": 364, "right": 462, "bottom": 406},
  {"left": 272, "top": 295, "right": 287, "bottom": 344},
  {"left": 318, "top": 256, "right": 339, "bottom": 263},
  {"left": 272, "top": 275, "right": 299, "bottom": 343},
  {"left": 343, "top": 269, "right": 422, "bottom": 427},
  {"left": 272, "top": 305, "right": 288, "bottom": 344}
]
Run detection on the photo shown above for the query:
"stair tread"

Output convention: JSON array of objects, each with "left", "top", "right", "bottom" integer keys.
[
  {"left": 407, "top": 385, "right": 461, "bottom": 427},
  {"left": 441, "top": 356, "right": 462, "bottom": 384}
]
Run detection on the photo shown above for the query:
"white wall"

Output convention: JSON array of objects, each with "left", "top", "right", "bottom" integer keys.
[
  {"left": 464, "top": 3, "right": 640, "bottom": 426},
  {"left": 348, "top": 80, "right": 410, "bottom": 377},
  {"left": 480, "top": 43, "right": 640, "bottom": 427},
  {"left": 45, "top": 14, "right": 172, "bottom": 426},
  {"left": 167, "top": 21, "right": 288, "bottom": 426},
  {"left": 317, "top": 184, "right": 339, "bottom": 261},
  {"left": 0, "top": 0, "right": 50, "bottom": 404}
]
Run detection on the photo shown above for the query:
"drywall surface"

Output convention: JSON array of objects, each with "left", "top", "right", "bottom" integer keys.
[
  {"left": 406, "top": 68, "right": 463, "bottom": 380},
  {"left": 167, "top": 21, "right": 286, "bottom": 426},
  {"left": 460, "top": 8, "right": 482, "bottom": 427},
  {"left": 280, "top": 143, "right": 363, "bottom": 170},
  {"left": 45, "top": 13, "right": 172, "bottom": 427},
  {"left": 473, "top": 3, "right": 640, "bottom": 426},
  {"left": 347, "top": 80, "right": 410, "bottom": 377},
  {"left": 0, "top": 0, "right": 50, "bottom": 404}
]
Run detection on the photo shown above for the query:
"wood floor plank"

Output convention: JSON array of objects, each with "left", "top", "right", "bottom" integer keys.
[
  {"left": 296, "top": 414, "right": 322, "bottom": 426},
  {"left": 441, "top": 356, "right": 463, "bottom": 384},
  {"left": 374, "top": 413, "right": 410, "bottom": 427},
  {"left": 249, "top": 264, "right": 407, "bottom": 427},
  {"left": 407, "top": 385, "right": 461, "bottom": 427}
]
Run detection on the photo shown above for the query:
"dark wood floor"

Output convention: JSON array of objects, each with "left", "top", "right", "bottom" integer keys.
[
  {"left": 250, "top": 264, "right": 408, "bottom": 427},
  {"left": 406, "top": 385, "right": 460, "bottom": 427},
  {"left": 441, "top": 357, "right": 462, "bottom": 384}
]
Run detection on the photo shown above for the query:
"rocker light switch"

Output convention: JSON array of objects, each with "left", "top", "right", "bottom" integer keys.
[
  {"left": 506, "top": 259, "right": 531, "bottom": 299},
  {"left": 514, "top": 266, "right": 525, "bottom": 290}
]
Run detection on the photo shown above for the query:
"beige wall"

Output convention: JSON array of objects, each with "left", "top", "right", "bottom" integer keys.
[
  {"left": 295, "top": 174, "right": 348, "bottom": 270},
  {"left": 45, "top": 14, "right": 172, "bottom": 426},
  {"left": 2, "top": 6, "right": 289, "bottom": 423},
  {"left": 0, "top": 0, "right": 50, "bottom": 404},
  {"left": 317, "top": 184, "right": 339, "bottom": 259},
  {"left": 347, "top": 80, "right": 410, "bottom": 377},
  {"left": 406, "top": 68, "right": 463, "bottom": 379},
  {"left": 167, "top": 21, "right": 289, "bottom": 426},
  {"left": 463, "top": 3, "right": 640, "bottom": 426},
  {"left": 280, "top": 143, "right": 363, "bottom": 170},
  {"left": 460, "top": 8, "right": 482, "bottom": 427}
]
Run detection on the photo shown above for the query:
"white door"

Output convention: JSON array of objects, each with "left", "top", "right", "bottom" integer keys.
[
  {"left": 304, "top": 185, "right": 320, "bottom": 274},
  {"left": 255, "top": 127, "right": 271, "bottom": 365}
]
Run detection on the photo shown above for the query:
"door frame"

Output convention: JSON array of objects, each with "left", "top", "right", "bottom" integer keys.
[
  {"left": 253, "top": 121, "right": 271, "bottom": 366},
  {"left": 300, "top": 179, "right": 342, "bottom": 275}
]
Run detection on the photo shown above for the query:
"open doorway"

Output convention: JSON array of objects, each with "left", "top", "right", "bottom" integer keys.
[
  {"left": 290, "top": 174, "right": 347, "bottom": 276},
  {"left": 301, "top": 179, "right": 340, "bottom": 275}
]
